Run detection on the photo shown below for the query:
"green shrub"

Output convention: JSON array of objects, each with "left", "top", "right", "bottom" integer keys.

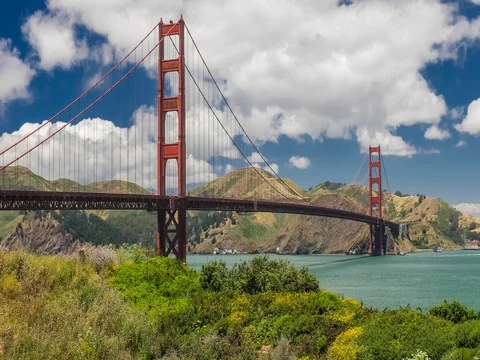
[
  {"left": 200, "top": 260, "right": 234, "bottom": 292},
  {"left": 429, "top": 300, "right": 479, "bottom": 324},
  {"left": 357, "top": 309, "right": 454, "bottom": 360},
  {"left": 201, "top": 256, "right": 319, "bottom": 294},
  {"left": 452, "top": 320, "right": 480, "bottom": 348}
]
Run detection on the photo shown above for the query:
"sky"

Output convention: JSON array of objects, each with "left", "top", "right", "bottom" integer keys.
[{"left": 1, "top": 0, "right": 480, "bottom": 215}]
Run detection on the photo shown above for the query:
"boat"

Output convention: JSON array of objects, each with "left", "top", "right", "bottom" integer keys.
[{"left": 433, "top": 246, "right": 442, "bottom": 252}]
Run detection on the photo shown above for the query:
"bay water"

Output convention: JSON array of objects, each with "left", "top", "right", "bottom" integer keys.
[{"left": 187, "top": 250, "right": 480, "bottom": 310}]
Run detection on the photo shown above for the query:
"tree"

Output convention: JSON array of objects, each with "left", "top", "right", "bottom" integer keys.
[
  {"left": 200, "top": 257, "right": 319, "bottom": 294},
  {"left": 429, "top": 300, "right": 478, "bottom": 323}
]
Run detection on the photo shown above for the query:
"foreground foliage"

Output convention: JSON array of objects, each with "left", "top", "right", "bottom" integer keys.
[{"left": 1, "top": 251, "right": 480, "bottom": 359}]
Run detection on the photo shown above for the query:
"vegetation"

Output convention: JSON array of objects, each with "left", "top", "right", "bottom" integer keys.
[
  {"left": 309, "top": 181, "right": 346, "bottom": 192},
  {"left": 9, "top": 209, "right": 236, "bottom": 251},
  {"left": 465, "top": 231, "right": 480, "bottom": 241},
  {"left": 187, "top": 211, "right": 234, "bottom": 246},
  {"left": 434, "top": 203, "right": 463, "bottom": 245},
  {"left": 386, "top": 200, "right": 397, "bottom": 220},
  {"left": 28, "top": 209, "right": 158, "bottom": 248},
  {"left": 2, "top": 250, "right": 480, "bottom": 359},
  {"left": 0, "top": 211, "right": 22, "bottom": 239},
  {"left": 200, "top": 257, "right": 319, "bottom": 293}
]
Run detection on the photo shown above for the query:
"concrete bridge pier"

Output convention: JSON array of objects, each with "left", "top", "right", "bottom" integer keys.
[{"left": 370, "top": 223, "right": 387, "bottom": 256}]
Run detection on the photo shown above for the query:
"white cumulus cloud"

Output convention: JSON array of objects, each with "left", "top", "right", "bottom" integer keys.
[
  {"left": 22, "top": 10, "right": 89, "bottom": 71},
  {"left": 224, "top": 164, "right": 234, "bottom": 174},
  {"left": 0, "top": 104, "right": 244, "bottom": 191},
  {"left": 0, "top": 39, "right": 35, "bottom": 112},
  {"left": 263, "top": 163, "right": 279, "bottom": 176},
  {"left": 356, "top": 128, "right": 416, "bottom": 157},
  {"left": 455, "top": 203, "right": 480, "bottom": 217},
  {"left": 246, "top": 152, "right": 267, "bottom": 163},
  {"left": 455, "top": 98, "right": 480, "bottom": 135},
  {"left": 289, "top": 156, "right": 311, "bottom": 169},
  {"left": 20, "top": 0, "right": 480, "bottom": 156},
  {"left": 424, "top": 125, "right": 451, "bottom": 140}
]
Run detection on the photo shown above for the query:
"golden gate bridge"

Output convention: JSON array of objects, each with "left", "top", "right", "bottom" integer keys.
[{"left": 0, "top": 17, "right": 399, "bottom": 263}]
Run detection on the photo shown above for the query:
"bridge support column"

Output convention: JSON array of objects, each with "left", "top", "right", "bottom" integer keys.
[
  {"left": 369, "top": 146, "right": 383, "bottom": 255},
  {"left": 382, "top": 225, "right": 388, "bottom": 255},
  {"left": 156, "top": 198, "right": 187, "bottom": 264},
  {"left": 370, "top": 223, "right": 386, "bottom": 256},
  {"left": 156, "top": 17, "right": 187, "bottom": 263}
]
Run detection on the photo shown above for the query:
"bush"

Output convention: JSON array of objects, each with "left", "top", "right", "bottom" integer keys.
[
  {"left": 112, "top": 257, "right": 199, "bottom": 300},
  {"left": 356, "top": 309, "right": 454, "bottom": 360},
  {"left": 200, "top": 256, "right": 319, "bottom": 294},
  {"left": 429, "top": 300, "right": 479, "bottom": 324},
  {"left": 453, "top": 320, "right": 480, "bottom": 348},
  {"left": 200, "top": 260, "right": 234, "bottom": 292}
]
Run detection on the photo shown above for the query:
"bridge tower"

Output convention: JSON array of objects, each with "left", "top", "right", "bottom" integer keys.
[
  {"left": 368, "top": 146, "right": 385, "bottom": 255},
  {"left": 156, "top": 17, "right": 187, "bottom": 263}
]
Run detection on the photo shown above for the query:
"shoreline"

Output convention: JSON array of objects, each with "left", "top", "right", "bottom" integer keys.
[{"left": 190, "top": 247, "right": 464, "bottom": 256}]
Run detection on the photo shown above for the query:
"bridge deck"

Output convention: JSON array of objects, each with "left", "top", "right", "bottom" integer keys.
[{"left": 0, "top": 190, "right": 399, "bottom": 230}]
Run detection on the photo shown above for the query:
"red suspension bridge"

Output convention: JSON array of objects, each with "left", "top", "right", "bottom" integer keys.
[{"left": 0, "top": 17, "right": 399, "bottom": 262}]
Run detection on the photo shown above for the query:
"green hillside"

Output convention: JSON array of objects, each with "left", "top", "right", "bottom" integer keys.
[
  {"left": 0, "top": 165, "right": 148, "bottom": 194},
  {"left": 0, "top": 166, "right": 153, "bottom": 252},
  {"left": 189, "top": 167, "right": 306, "bottom": 199}
]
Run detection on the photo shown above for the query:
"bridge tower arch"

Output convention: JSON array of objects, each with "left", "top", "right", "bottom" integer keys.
[
  {"left": 368, "top": 146, "right": 385, "bottom": 255},
  {"left": 156, "top": 17, "right": 187, "bottom": 263}
]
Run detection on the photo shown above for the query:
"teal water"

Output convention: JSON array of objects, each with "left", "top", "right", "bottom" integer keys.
[{"left": 187, "top": 250, "right": 480, "bottom": 311}]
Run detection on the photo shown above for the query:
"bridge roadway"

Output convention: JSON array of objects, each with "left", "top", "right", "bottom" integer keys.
[{"left": 0, "top": 190, "right": 399, "bottom": 231}]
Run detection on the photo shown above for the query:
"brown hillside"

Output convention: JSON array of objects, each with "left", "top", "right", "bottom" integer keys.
[
  {"left": 191, "top": 179, "right": 468, "bottom": 254},
  {"left": 189, "top": 168, "right": 305, "bottom": 200},
  {"left": 263, "top": 194, "right": 370, "bottom": 254}
]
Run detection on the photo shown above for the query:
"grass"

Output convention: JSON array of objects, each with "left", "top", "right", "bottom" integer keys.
[
  {"left": 0, "top": 212, "right": 22, "bottom": 240},
  {"left": 224, "top": 174, "right": 241, "bottom": 192},
  {"left": 0, "top": 212, "right": 21, "bottom": 227},
  {"left": 229, "top": 213, "right": 290, "bottom": 245},
  {"left": 385, "top": 201, "right": 397, "bottom": 220},
  {"left": 0, "top": 166, "right": 149, "bottom": 194},
  {"left": 0, "top": 250, "right": 161, "bottom": 359},
  {"left": 188, "top": 184, "right": 206, "bottom": 196},
  {"left": 340, "top": 187, "right": 369, "bottom": 209}
]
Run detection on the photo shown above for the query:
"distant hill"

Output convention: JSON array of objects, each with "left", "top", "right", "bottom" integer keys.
[
  {"left": 0, "top": 167, "right": 477, "bottom": 255},
  {"left": 189, "top": 176, "right": 478, "bottom": 255},
  {"left": 188, "top": 167, "right": 306, "bottom": 199},
  {"left": 0, "top": 166, "right": 149, "bottom": 194},
  {"left": 0, "top": 166, "right": 154, "bottom": 253}
]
